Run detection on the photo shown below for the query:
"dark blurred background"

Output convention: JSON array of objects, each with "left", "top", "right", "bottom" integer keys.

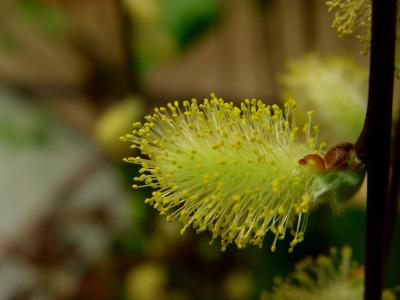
[{"left": 0, "top": 0, "right": 398, "bottom": 299}]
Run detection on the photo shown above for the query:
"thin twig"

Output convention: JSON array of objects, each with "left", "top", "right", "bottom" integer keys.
[{"left": 355, "top": 1, "right": 397, "bottom": 300}]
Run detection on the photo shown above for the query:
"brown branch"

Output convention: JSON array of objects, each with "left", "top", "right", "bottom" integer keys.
[{"left": 354, "top": 1, "right": 397, "bottom": 300}]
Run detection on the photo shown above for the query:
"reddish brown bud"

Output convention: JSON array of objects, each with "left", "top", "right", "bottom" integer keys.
[
  {"left": 324, "top": 142, "right": 354, "bottom": 170},
  {"left": 298, "top": 154, "right": 327, "bottom": 171}
]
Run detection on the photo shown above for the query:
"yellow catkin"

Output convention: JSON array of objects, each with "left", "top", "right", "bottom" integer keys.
[
  {"left": 261, "top": 246, "right": 399, "bottom": 300},
  {"left": 122, "top": 95, "right": 324, "bottom": 252}
]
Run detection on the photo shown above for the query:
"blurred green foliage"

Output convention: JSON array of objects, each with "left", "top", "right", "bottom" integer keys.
[
  {"left": 18, "top": 0, "right": 66, "bottom": 37},
  {"left": 125, "top": 0, "right": 220, "bottom": 75},
  {"left": 0, "top": 104, "right": 51, "bottom": 147},
  {"left": 163, "top": 0, "right": 220, "bottom": 48}
]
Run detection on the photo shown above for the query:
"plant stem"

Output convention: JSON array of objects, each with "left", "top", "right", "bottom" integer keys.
[{"left": 355, "top": 1, "right": 397, "bottom": 300}]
